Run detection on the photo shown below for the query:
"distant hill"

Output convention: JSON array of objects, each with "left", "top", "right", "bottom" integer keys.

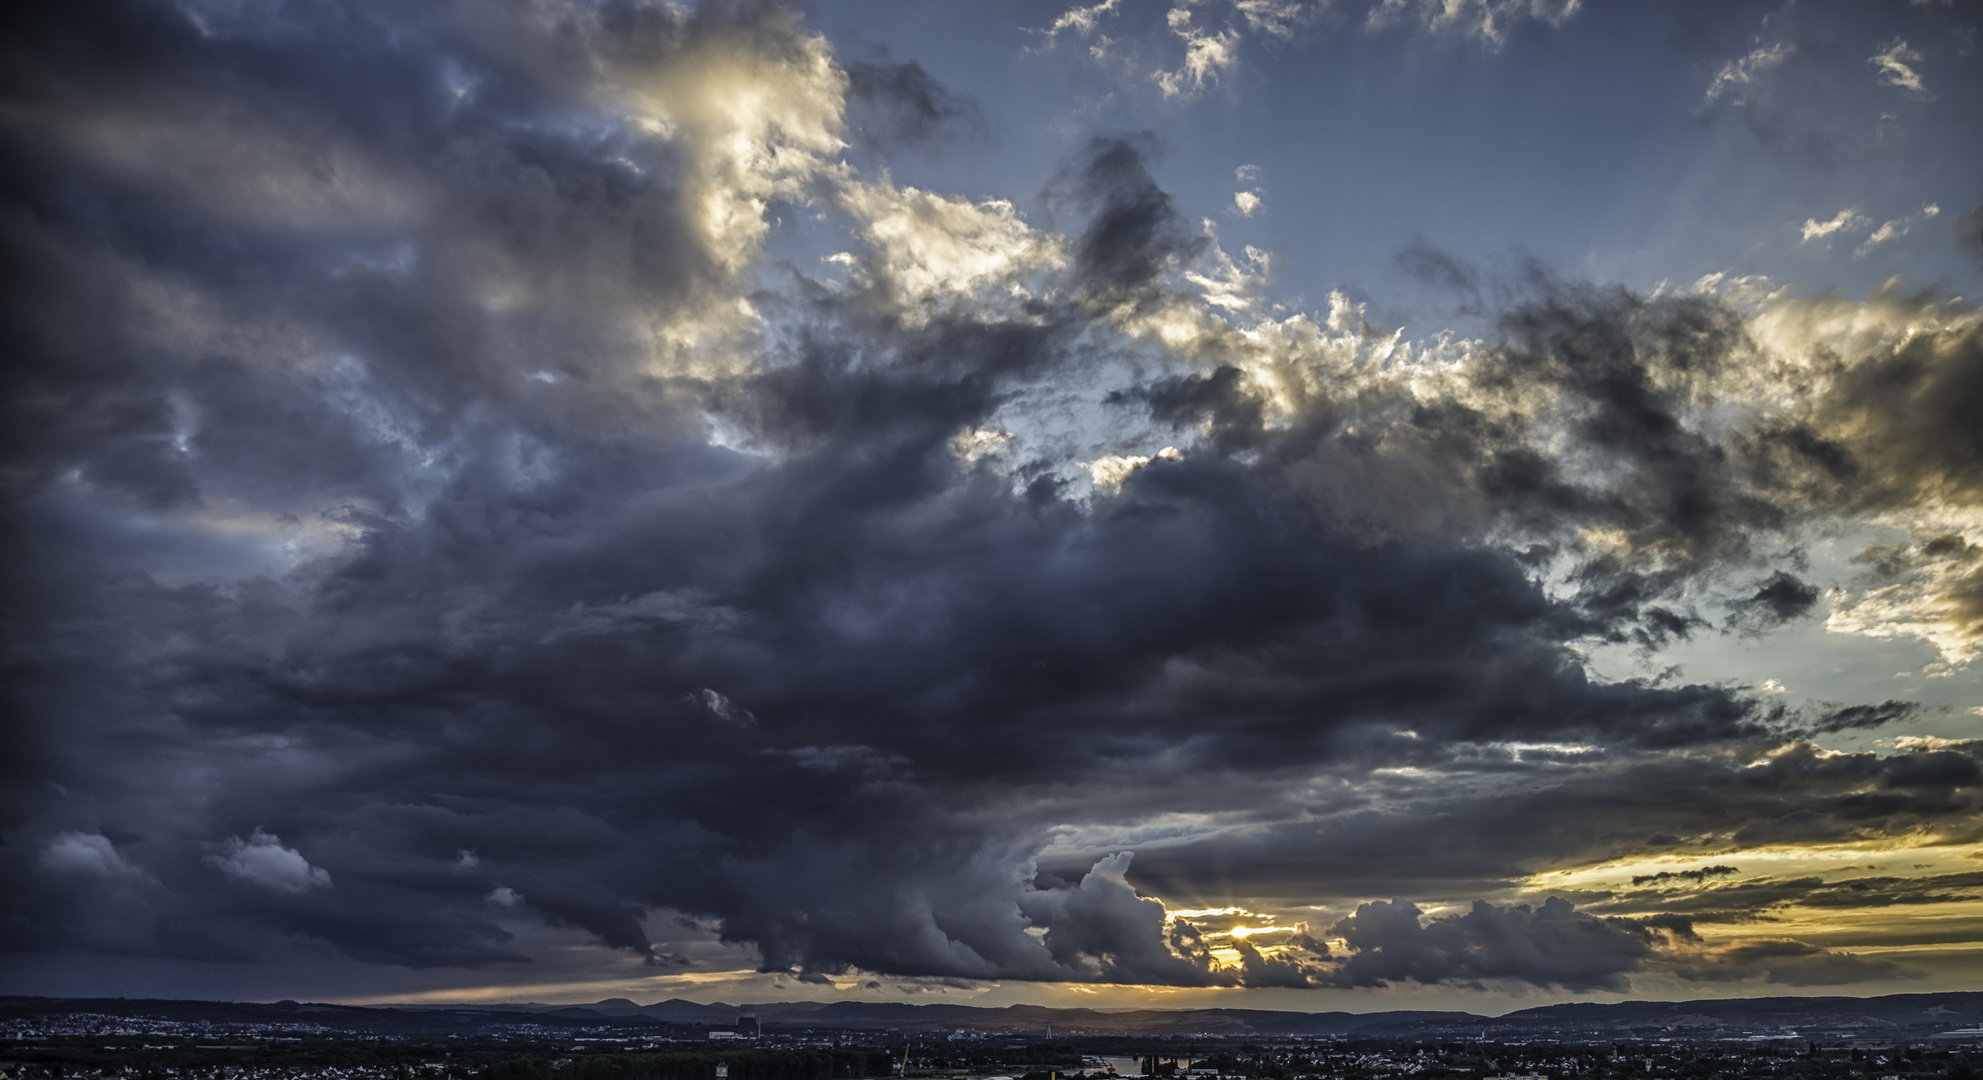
[
  {"left": 8, "top": 991, "right": 1983, "bottom": 1041},
  {"left": 1493, "top": 994, "right": 1983, "bottom": 1034},
  {"left": 535, "top": 993, "right": 1983, "bottom": 1037}
]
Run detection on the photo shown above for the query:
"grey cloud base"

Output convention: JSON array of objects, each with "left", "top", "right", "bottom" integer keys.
[{"left": 3, "top": 0, "right": 1980, "bottom": 998}]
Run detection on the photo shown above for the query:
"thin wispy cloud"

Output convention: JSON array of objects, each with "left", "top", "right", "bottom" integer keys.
[
  {"left": 1870, "top": 38, "right": 1932, "bottom": 98},
  {"left": 1041, "top": 0, "right": 1575, "bottom": 101},
  {"left": 1857, "top": 203, "right": 1940, "bottom": 256},
  {"left": 1157, "top": 8, "right": 1243, "bottom": 99},
  {"left": 1047, "top": 0, "right": 1122, "bottom": 39},
  {"left": 1705, "top": 41, "right": 1793, "bottom": 105}
]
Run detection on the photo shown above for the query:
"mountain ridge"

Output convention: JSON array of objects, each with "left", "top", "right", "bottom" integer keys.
[{"left": 13, "top": 991, "right": 1979, "bottom": 1039}]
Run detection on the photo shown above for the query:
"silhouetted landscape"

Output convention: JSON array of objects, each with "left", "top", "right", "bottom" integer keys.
[{"left": 6, "top": 993, "right": 1983, "bottom": 1078}]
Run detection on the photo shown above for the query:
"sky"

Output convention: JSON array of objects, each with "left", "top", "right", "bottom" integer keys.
[{"left": 3, "top": 0, "right": 1983, "bottom": 1014}]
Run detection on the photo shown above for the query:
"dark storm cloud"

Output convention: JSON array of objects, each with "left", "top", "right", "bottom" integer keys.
[
  {"left": 1669, "top": 938, "right": 1918, "bottom": 987},
  {"left": 1123, "top": 280, "right": 1800, "bottom": 649},
  {"left": 1051, "top": 135, "right": 1207, "bottom": 306},
  {"left": 1808, "top": 700, "right": 1922, "bottom": 734},
  {"left": 1728, "top": 570, "right": 1819, "bottom": 631},
  {"left": 1120, "top": 740, "right": 1983, "bottom": 909},
  {"left": 1018, "top": 854, "right": 1229, "bottom": 987},
  {"left": 1591, "top": 867, "right": 1983, "bottom": 924},
  {"left": 1631, "top": 865, "right": 1739, "bottom": 887},
  {"left": 1214, "top": 881, "right": 1925, "bottom": 991},
  {"left": 3, "top": 0, "right": 1978, "bottom": 998},
  {"left": 1322, "top": 898, "right": 1663, "bottom": 992},
  {"left": 1158, "top": 272, "right": 1983, "bottom": 656},
  {"left": 1783, "top": 321, "right": 1983, "bottom": 514},
  {"left": 1482, "top": 290, "right": 1779, "bottom": 597}
]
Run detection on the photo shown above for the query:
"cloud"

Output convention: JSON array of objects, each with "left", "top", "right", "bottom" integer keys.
[
  {"left": 1674, "top": 938, "right": 1920, "bottom": 986},
  {"left": 1054, "top": 134, "right": 1209, "bottom": 304},
  {"left": 1364, "top": 0, "right": 1581, "bottom": 47},
  {"left": 3, "top": 0, "right": 1979, "bottom": 999},
  {"left": 1086, "top": 446, "right": 1184, "bottom": 492},
  {"left": 1021, "top": 853, "right": 1232, "bottom": 986},
  {"left": 833, "top": 179, "right": 1066, "bottom": 308},
  {"left": 1689, "top": 13, "right": 1868, "bottom": 167},
  {"left": 1857, "top": 204, "right": 1940, "bottom": 257},
  {"left": 1630, "top": 865, "right": 1739, "bottom": 887},
  {"left": 1869, "top": 38, "right": 1932, "bottom": 98},
  {"left": 842, "top": 56, "right": 989, "bottom": 159},
  {"left": 1800, "top": 209, "right": 1867, "bottom": 242},
  {"left": 1046, "top": 0, "right": 1124, "bottom": 39},
  {"left": 1324, "top": 897, "right": 1663, "bottom": 991},
  {"left": 1156, "top": 9, "right": 1243, "bottom": 99},
  {"left": 1705, "top": 41, "right": 1793, "bottom": 106},
  {"left": 208, "top": 831, "right": 333, "bottom": 894},
  {"left": 1045, "top": 0, "right": 1571, "bottom": 103},
  {"left": 1234, "top": 1, "right": 1308, "bottom": 40},
  {"left": 40, "top": 833, "right": 149, "bottom": 881},
  {"left": 1861, "top": 221, "right": 1904, "bottom": 251},
  {"left": 1727, "top": 571, "right": 1820, "bottom": 632},
  {"left": 1124, "top": 738, "right": 1983, "bottom": 913},
  {"left": 1301, "top": 888, "right": 1923, "bottom": 990},
  {"left": 1808, "top": 699, "right": 1921, "bottom": 734},
  {"left": 693, "top": 688, "right": 759, "bottom": 730}
]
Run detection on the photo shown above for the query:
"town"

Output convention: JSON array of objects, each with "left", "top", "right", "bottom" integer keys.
[{"left": 4, "top": 996, "right": 1982, "bottom": 1080}]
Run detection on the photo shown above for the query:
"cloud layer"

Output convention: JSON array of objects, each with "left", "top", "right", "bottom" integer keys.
[{"left": 3, "top": 0, "right": 1980, "bottom": 999}]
